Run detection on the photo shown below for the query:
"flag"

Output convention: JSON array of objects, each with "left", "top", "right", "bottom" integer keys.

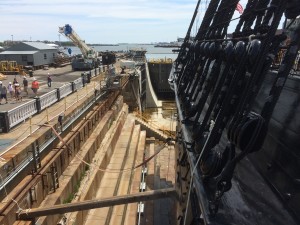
[{"left": 236, "top": 2, "right": 244, "bottom": 14}]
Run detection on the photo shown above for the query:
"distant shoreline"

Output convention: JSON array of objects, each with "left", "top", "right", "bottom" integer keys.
[{"left": 89, "top": 44, "right": 119, "bottom": 46}]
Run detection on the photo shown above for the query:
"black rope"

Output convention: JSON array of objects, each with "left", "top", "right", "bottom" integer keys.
[{"left": 261, "top": 22, "right": 300, "bottom": 124}]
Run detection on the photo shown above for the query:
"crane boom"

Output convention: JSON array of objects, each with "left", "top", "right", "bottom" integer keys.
[
  {"left": 59, "top": 24, "right": 97, "bottom": 59},
  {"left": 58, "top": 24, "right": 100, "bottom": 70}
]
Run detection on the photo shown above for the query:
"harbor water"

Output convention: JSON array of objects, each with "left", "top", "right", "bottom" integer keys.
[
  {"left": 65, "top": 44, "right": 178, "bottom": 132},
  {"left": 64, "top": 44, "right": 178, "bottom": 60}
]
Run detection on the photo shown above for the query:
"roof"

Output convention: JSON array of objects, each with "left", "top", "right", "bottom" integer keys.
[
  {"left": 0, "top": 51, "right": 38, "bottom": 55},
  {"left": 47, "top": 43, "right": 59, "bottom": 48},
  {"left": 23, "top": 42, "right": 56, "bottom": 50},
  {"left": 2, "top": 42, "right": 58, "bottom": 53}
]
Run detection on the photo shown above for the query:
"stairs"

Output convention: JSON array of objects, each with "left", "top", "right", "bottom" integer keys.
[
  {"left": 82, "top": 113, "right": 176, "bottom": 225},
  {"left": 85, "top": 115, "right": 135, "bottom": 225},
  {"left": 146, "top": 141, "right": 176, "bottom": 225},
  {"left": 134, "top": 116, "right": 170, "bottom": 141}
]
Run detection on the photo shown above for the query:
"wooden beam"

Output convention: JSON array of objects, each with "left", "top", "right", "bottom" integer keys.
[{"left": 18, "top": 188, "right": 177, "bottom": 220}]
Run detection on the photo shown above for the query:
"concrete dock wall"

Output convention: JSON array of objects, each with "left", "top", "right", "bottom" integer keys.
[{"left": 0, "top": 92, "right": 121, "bottom": 224}]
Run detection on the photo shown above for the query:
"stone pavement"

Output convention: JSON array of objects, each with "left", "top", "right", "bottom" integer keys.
[
  {"left": 0, "top": 65, "right": 100, "bottom": 154},
  {"left": 0, "top": 65, "right": 83, "bottom": 111}
]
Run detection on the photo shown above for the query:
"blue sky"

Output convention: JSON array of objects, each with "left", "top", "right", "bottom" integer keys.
[{"left": 0, "top": 0, "right": 264, "bottom": 44}]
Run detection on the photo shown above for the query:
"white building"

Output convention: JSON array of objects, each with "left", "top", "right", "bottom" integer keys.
[{"left": 0, "top": 42, "right": 58, "bottom": 69}]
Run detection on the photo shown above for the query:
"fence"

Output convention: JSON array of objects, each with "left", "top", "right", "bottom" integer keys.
[{"left": 0, "top": 66, "right": 104, "bottom": 133}]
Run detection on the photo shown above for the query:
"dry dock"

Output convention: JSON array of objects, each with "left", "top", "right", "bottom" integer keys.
[{"left": 0, "top": 63, "right": 177, "bottom": 225}]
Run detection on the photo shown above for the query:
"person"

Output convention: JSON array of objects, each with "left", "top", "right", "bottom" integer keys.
[
  {"left": 0, "top": 81, "right": 8, "bottom": 104},
  {"left": 31, "top": 78, "right": 39, "bottom": 97},
  {"left": 13, "top": 78, "right": 18, "bottom": 85},
  {"left": 47, "top": 73, "right": 52, "bottom": 87},
  {"left": 23, "top": 77, "right": 28, "bottom": 96},
  {"left": 14, "top": 83, "right": 22, "bottom": 101},
  {"left": 7, "top": 82, "right": 14, "bottom": 98},
  {"left": 13, "top": 78, "right": 19, "bottom": 96}
]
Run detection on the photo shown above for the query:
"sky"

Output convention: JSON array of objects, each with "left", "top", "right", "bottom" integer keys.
[{"left": 0, "top": 0, "right": 273, "bottom": 44}]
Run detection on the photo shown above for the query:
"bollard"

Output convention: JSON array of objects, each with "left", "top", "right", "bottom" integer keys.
[
  {"left": 35, "top": 97, "right": 42, "bottom": 114},
  {"left": 87, "top": 71, "right": 91, "bottom": 83},
  {"left": 56, "top": 88, "right": 61, "bottom": 101},
  {"left": 0, "top": 112, "right": 10, "bottom": 133}
]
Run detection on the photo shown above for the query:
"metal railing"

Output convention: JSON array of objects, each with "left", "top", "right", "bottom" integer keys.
[
  {"left": 0, "top": 87, "right": 106, "bottom": 193},
  {"left": 59, "top": 83, "right": 73, "bottom": 99},
  {"left": 7, "top": 100, "right": 38, "bottom": 129},
  {"left": 0, "top": 66, "right": 107, "bottom": 133},
  {"left": 73, "top": 77, "right": 84, "bottom": 91},
  {"left": 39, "top": 90, "right": 59, "bottom": 111}
]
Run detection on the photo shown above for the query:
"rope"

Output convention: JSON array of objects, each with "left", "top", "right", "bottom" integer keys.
[
  {"left": 74, "top": 142, "right": 168, "bottom": 173},
  {"left": 44, "top": 121, "right": 172, "bottom": 173}
]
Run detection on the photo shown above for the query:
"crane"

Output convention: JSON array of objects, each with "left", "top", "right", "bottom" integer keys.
[{"left": 59, "top": 24, "right": 100, "bottom": 70}]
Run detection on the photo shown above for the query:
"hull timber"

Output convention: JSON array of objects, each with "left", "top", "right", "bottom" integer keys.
[
  {"left": 170, "top": 0, "right": 300, "bottom": 224},
  {"left": 251, "top": 71, "right": 300, "bottom": 219}
]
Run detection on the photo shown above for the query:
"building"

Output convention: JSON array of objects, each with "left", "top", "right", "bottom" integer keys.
[{"left": 0, "top": 42, "right": 58, "bottom": 69}]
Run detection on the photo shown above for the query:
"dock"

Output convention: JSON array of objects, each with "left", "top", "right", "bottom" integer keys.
[{"left": 0, "top": 61, "right": 177, "bottom": 225}]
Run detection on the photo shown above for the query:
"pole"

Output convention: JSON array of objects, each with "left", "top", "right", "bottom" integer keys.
[
  {"left": 29, "top": 116, "right": 32, "bottom": 134},
  {"left": 17, "top": 188, "right": 177, "bottom": 220},
  {"left": 46, "top": 108, "right": 49, "bottom": 123}
]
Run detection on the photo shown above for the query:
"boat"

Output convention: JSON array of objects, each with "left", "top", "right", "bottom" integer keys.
[{"left": 169, "top": 0, "right": 300, "bottom": 224}]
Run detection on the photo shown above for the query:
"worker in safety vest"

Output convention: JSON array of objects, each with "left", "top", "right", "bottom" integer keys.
[{"left": 31, "top": 78, "right": 39, "bottom": 97}]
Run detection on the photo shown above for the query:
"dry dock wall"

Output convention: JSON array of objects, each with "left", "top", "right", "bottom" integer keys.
[
  {"left": 0, "top": 93, "right": 122, "bottom": 225},
  {"left": 37, "top": 101, "right": 128, "bottom": 225}
]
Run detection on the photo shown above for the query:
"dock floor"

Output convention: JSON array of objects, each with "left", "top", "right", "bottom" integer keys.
[{"left": 0, "top": 65, "right": 97, "bottom": 154}]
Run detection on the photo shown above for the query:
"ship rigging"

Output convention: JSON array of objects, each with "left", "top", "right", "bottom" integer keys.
[{"left": 170, "top": 0, "right": 300, "bottom": 224}]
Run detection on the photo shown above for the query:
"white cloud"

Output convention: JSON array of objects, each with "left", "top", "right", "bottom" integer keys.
[{"left": 0, "top": 0, "right": 199, "bottom": 43}]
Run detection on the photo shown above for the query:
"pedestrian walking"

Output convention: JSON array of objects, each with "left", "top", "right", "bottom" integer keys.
[
  {"left": 7, "top": 82, "right": 14, "bottom": 98},
  {"left": 15, "top": 83, "right": 22, "bottom": 101},
  {"left": 23, "top": 77, "right": 29, "bottom": 96},
  {"left": 47, "top": 73, "right": 52, "bottom": 87},
  {"left": 13, "top": 78, "right": 18, "bottom": 85},
  {"left": 31, "top": 78, "right": 39, "bottom": 97},
  {"left": 0, "top": 81, "right": 8, "bottom": 104},
  {"left": 13, "top": 78, "right": 19, "bottom": 98}
]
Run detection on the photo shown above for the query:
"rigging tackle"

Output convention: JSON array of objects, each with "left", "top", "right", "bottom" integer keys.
[{"left": 171, "top": 0, "right": 300, "bottom": 224}]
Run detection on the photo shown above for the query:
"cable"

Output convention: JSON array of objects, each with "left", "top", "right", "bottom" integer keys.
[
  {"left": 183, "top": 151, "right": 203, "bottom": 225},
  {"left": 75, "top": 141, "right": 169, "bottom": 173}
]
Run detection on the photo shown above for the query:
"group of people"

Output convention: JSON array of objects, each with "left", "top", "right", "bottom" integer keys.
[{"left": 0, "top": 76, "right": 41, "bottom": 104}]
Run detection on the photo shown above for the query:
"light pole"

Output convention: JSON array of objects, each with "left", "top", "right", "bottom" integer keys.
[
  {"left": 58, "top": 34, "right": 61, "bottom": 46},
  {"left": 11, "top": 35, "right": 13, "bottom": 43}
]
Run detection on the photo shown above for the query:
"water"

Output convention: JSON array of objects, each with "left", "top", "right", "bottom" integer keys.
[
  {"left": 64, "top": 44, "right": 178, "bottom": 123},
  {"left": 64, "top": 44, "right": 178, "bottom": 60}
]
